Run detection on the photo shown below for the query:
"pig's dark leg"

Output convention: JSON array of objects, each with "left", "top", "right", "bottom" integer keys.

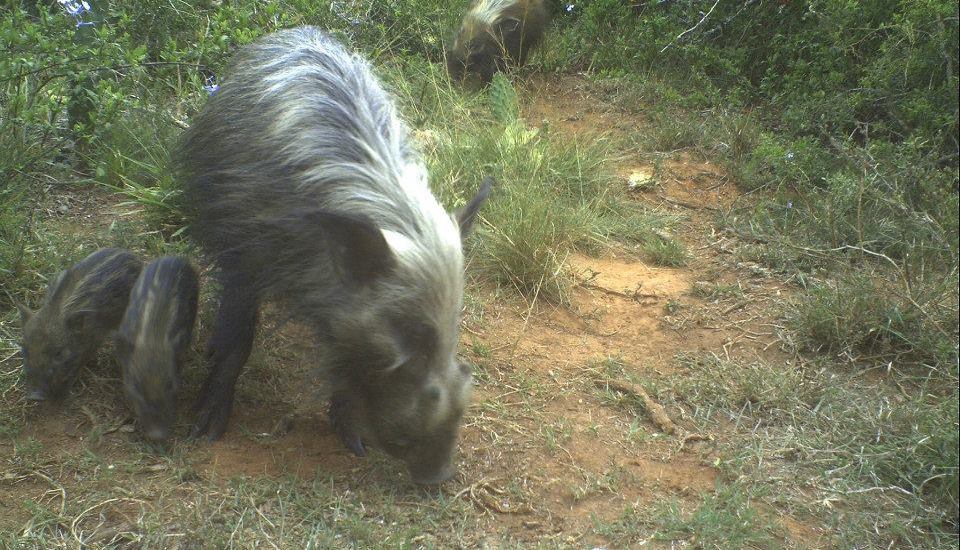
[
  {"left": 191, "top": 269, "right": 259, "bottom": 441},
  {"left": 329, "top": 391, "right": 365, "bottom": 457}
]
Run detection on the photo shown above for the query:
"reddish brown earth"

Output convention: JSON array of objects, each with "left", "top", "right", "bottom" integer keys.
[{"left": 1, "top": 74, "right": 819, "bottom": 547}]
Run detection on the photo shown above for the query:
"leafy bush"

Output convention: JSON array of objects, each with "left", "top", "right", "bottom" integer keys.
[
  {"left": 547, "top": 1, "right": 958, "bottom": 186},
  {"left": 728, "top": 123, "right": 959, "bottom": 273}
]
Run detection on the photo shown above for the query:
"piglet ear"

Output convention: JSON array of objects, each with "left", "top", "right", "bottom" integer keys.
[
  {"left": 16, "top": 301, "right": 34, "bottom": 325},
  {"left": 456, "top": 176, "right": 494, "bottom": 237},
  {"left": 309, "top": 212, "right": 396, "bottom": 285}
]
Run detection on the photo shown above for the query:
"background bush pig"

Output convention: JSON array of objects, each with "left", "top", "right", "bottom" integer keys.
[{"left": 447, "top": 0, "right": 549, "bottom": 84}]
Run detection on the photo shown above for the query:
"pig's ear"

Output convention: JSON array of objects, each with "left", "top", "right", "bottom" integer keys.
[
  {"left": 16, "top": 301, "right": 34, "bottom": 325},
  {"left": 497, "top": 17, "right": 522, "bottom": 35},
  {"left": 455, "top": 176, "right": 493, "bottom": 237},
  {"left": 309, "top": 211, "right": 396, "bottom": 285}
]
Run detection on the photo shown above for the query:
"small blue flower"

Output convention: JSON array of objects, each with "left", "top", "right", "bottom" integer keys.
[
  {"left": 58, "top": 0, "right": 95, "bottom": 27},
  {"left": 203, "top": 75, "right": 220, "bottom": 96},
  {"left": 565, "top": 3, "right": 575, "bottom": 13},
  {"left": 59, "top": 0, "right": 90, "bottom": 16},
  {"left": 785, "top": 151, "right": 795, "bottom": 161},
  {"left": 786, "top": 201, "right": 793, "bottom": 209}
]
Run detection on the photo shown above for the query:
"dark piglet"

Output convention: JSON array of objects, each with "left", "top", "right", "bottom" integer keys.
[
  {"left": 176, "top": 27, "right": 491, "bottom": 484},
  {"left": 18, "top": 248, "right": 142, "bottom": 402},
  {"left": 115, "top": 256, "right": 199, "bottom": 442},
  {"left": 447, "top": 0, "right": 548, "bottom": 84}
]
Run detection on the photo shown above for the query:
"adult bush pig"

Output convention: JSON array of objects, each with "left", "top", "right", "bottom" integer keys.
[{"left": 176, "top": 26, "right": 491, "bottom": 484}]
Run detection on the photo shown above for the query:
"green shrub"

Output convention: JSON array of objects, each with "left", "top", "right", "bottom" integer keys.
[
  {"left": 787, "top": 272, "right": 959, "bottom": 374},
  {"left": 730, "top": 136, "right": 958, "bottom": 273}
]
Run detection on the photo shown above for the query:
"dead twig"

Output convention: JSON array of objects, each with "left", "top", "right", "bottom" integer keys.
[
  {"left": 660, "top": 0, "right": 722, "bottom": 53},
  {"left": 659, "top": 195, "right": 719, "bottom": 211},
  {"left": 595, "top": 379, "right": 677, "bottom": 435},
  {"left": 452, "top": 477, "right": 527, "bottom": 515},
  {"left": 721, "top": 301, "right": 747, "bottom": 315},
  {"left": 70, "top": 497, "right": 147, "bottom": 547},
  {"left": 580, "top": 282, "right": 657, "bottom": 302},
  {"left": 79, "top": 404, "right": 100, "bottom": 429},
  {"left": 677, "top": 432, "right": 713, "bottom": 452}
]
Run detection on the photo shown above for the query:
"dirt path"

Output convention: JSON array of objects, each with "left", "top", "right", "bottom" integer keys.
[{"left": 1, "top": 75, "right": 814, "bottom": 547}]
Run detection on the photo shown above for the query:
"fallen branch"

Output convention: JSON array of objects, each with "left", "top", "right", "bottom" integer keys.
[
  {"left": 721, "top": 301, "right": 747, "bottom": 315},
  {"left": 595, "top": 380, "right": 677, "bottom": 435},
  {"left": 452, "top": 477, "right": 529, "bottom": 514},
  {"left": 677, "top": 432, "right": 713, "bottom": 452},
  {"left": 659, "top": 195, "right": 719, "bottom": 211},
  {"left": 580, "top": 282, "right": 657, "bottom": 302}
]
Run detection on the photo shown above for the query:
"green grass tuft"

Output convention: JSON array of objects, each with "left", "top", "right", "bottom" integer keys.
[
  {"left": 386, "top": 62, "right": 663, "bottom": 302},
  {"left": 94, "top": 110, "right": 186, "bottom": 235},
  {"left": 667, "top": 353, "right": 960, "bottom": 545},
  {"left": 593, "top": 482, "right": 780, "bottom": 548},
  {"left": 787, "top": 271, "right": 959, "bottom": 374},
  {"left": 654, "top": 483, "right": 781, "bottom": 549},
  {"left": 640, "top": 236, "right": 689, "bottom": 267}
]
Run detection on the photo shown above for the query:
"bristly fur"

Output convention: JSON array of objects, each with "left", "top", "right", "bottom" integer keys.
[
  {"left": 116, "top": 256, "right": 199, "bottom": 442},
  {"left": 20, "top": 248, "right": 142, "bottom": 401},
  {"left": 176, "top": 27, "right": 488, "bottom": 483},
  {"left": 51, "top": 249, "right": 143, "bottom": 320},
  {"left": 178, "top": 27, "right": 463, "bottom": 331},
  {"left": 469, "top": 0, "right": 524, "bottom": 26},
  {"left": 447, "top": 0, "right": 548, "bottom": 84},
  {"left": 119, "top": 257, "right": 199, "bottom": 356}
]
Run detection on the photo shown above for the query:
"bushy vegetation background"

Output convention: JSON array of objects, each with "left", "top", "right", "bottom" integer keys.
[
  {"left": 6, "top": 0, "right": 953, "bottom": 367},
  {"left": 1, "top": 0, "right": 957, "bottom": 546}
]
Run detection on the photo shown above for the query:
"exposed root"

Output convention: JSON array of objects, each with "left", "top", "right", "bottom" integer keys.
[
  {"left": 451, "top": 477, "right": 530, "bottom": 515},
  {"left": 676, "top": 432, "right": 714, "bottom": 452},
  {"left": 270, "top": 413, "right": 296, "bottom": 437},
  {"left": 595, "top": 379, "right": 678, "bottom": 435},
  {"left": 577, "top": 268, "right": 658, "bottom": 303}
]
